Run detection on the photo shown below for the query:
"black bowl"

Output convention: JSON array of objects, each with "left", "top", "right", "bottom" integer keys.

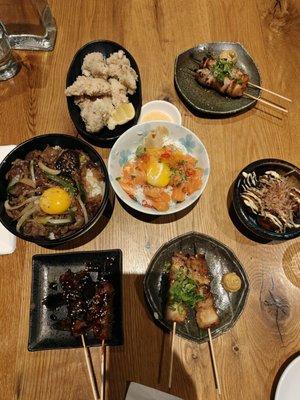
[
  {"left": 66, "top": 40, "right": 142, "bottom": 148},
  {"left": 233, "top": 159, "right": 300, "bottom": 241},
  {"left": 0, "top": 134, "right": 109, "bottom": 247}
]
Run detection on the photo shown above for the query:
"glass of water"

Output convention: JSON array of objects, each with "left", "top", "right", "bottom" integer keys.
[{"left": 0, "top": 22, "right": 20, "bottom": 81}]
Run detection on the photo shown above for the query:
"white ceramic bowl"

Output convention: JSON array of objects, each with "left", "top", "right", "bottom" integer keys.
[
  {"left": 108, "top": 121, "right": 210, "bottom": 215},
  {"left": 138, "top": 100, "right": 182, "bottom": 125}
]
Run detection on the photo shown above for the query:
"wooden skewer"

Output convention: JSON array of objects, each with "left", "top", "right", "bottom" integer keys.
[
  {"left": 248, "top": 82, "right": 292, "bottom": 102},
  {"left": 168, "top": 322, "right": 177, "bottom": 390},
  {"left": 100, "top": 339, "right": 106, "bottom": 400},
  {"left": 244, "top": 93, "right": 288, "bottom": 113},
  {"left": 81, "top": 335, "right": 99, "bottom": 400},
  {"left": 208, "top": 329, "right": 221, "bottom": 396}
]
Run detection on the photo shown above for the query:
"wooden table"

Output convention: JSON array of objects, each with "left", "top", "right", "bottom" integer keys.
[{"left": 1, "top": 1, "right": 299, "bottom": 399}]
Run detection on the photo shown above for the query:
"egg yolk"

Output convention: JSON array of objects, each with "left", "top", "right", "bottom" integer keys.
[
  {"left": 39, "top": 187, "right": 72, "bottom": 215},
  {"left": 146, "top": 162, "right": 170, "bottom": 187}
]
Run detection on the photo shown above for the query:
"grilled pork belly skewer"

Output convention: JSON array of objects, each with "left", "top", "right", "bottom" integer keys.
[
  {"left": 195, "top": 57, "right": 249, "bottom": 98},
  {"left": 184, "top": 253, "right": 220, "bottom": 330},
  {"left": 185, "top": 253, "right": 221, "bottom": 394},
  {"left": 166, "top": 253, "right": 189, "bottom": 323},
  {"left": 165, "top": 253, "right": 188, "bottom": 389},
  {"left": 191, "top": 53, "right": 291, "bottom": 108},
  {"left": 165, "top": 252, "right": 221, "bottom": 390}
]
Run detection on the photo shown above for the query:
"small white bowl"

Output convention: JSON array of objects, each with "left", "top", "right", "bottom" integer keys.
[
  {"left": 138, "top": 100, "right": 182, "bottom": 125},
  {"left": 108, "top": 121, "right": 210, "bottom": 216}
]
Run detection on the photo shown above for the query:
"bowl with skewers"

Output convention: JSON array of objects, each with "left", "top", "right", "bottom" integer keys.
[
  {"left": 175, "top": 42, "right": 290, "bottom": 116},
  {"left": 233, "top": 159, "right": 300, "bottom": 241},
  {"left": 108, "top": 121, "right": 210, "bottom": 215},
  {"left": 144, "top": 232, "right": 249, "bottom": 343}
]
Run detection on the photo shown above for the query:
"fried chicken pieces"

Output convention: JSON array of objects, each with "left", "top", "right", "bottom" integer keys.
[{"left": 65, "top": 50, "right": 138, "bottom": 132}]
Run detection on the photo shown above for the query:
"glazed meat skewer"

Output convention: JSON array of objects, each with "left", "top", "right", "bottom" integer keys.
[
  {"left": 190, "top": 52, "right": 290, "bottom": 112},
  {"left": 58, "top": 269, "right": 114, "bottom": 400}
]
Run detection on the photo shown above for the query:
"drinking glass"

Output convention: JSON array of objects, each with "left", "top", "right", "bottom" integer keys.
[{"left": 0, "top": 22, "right": 19, "bottom": 81}]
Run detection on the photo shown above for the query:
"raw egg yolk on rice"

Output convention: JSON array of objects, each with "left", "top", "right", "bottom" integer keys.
[
  {"left": 39, "top": 187, "right": 72, "bottom": 214},
  {"left": 146, "top": 161, "right": 170, "bottom": 187}
]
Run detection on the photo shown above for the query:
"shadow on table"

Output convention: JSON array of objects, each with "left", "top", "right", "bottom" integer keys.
[
  {"left": 270, "top": 351, "right": 300, "bottom": 399},
  {"left": 117, "top": 196, "right": 199, "bottom": 224},
  {"left": 107, "top": 273, "right": 198, "bottom": 400},
  {"left": 44, "top": 188, "right": 115, "bottom": 250}
]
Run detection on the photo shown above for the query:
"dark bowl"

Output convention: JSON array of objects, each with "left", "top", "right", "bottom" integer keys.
[
  {"left": 174, "top": 42, "right": 261, "bottom": 117},
  {"left": 144, "top": 232, "right": 249, "bottom": 343},
  {"left": 66, "top": 40, "right": 142, "bottom": 148},
  {"left": 0, "top": 134, "right": 109, "bottom": 247},
  {"left": 233, "top": 159, "right": 300, "bottom": 241}
]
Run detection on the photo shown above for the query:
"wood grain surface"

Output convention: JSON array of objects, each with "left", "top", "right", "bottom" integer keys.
[{"left": 0, "top": 1, "right": 299, "bottom": 399}]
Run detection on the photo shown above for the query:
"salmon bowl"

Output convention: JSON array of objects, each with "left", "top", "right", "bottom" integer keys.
[{"left": 108, "top": 121, "right": 210, "bottom": 215}]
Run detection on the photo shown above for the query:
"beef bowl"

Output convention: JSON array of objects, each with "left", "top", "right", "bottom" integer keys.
[{"left": 0, "top": 134, "right": 109, "bottom": 247}]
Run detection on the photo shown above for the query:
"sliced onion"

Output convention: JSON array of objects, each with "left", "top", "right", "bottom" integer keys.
[
  {"left": 34, "top": 216, "right": 51, "bottom": 225},
  {"left": 77, "top": 196, "right": 88, "bottom": 224},
  {"left": 47, "top": 218, "right": 73, "bottom": 225},
  {"left": 19, "top": 202, "right": 37, "bottom": 217},
  {"left": 38, "top": 161, "right": 61, "bottom": 175},
  {"left": 30, "top": 160, "right": 36, "bottom": 184},
  {"left": 7, "top": 176, "right": 20, "bottom": 189},
  {"left": 16, "top": 205, "right": 38, "bottom": 232},
  {"left": 19, "top": 178, "right": 36, "bottom": 188},
  {"left": 4, "top": 196, "right": 40, "bottom": 210}
]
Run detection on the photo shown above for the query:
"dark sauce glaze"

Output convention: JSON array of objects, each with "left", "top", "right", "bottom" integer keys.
[{"left": 43, "top": 265, "right": 114, "bottom": 341}]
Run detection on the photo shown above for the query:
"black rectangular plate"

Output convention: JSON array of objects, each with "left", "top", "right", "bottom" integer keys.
[{"left": 29, "top": 250, "right": 123, "bottom": 351}]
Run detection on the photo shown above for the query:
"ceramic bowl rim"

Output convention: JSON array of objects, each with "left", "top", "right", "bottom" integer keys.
[{"left": 108, "top": 121, "right": 210, "bottom": 215}]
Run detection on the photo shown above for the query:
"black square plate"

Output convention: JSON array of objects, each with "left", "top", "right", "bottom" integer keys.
[{"left": 29, "top": 250, "right": 123, "bottom": 351}]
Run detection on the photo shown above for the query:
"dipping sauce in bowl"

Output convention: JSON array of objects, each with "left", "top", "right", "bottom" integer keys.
[
  {"left": 140, "top": 110, "right": 173, "bottom": 122},
  {"left": 139, "top": 100, "right": 182, "bottom": 125}
]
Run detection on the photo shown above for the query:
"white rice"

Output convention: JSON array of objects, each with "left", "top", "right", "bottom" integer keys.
[{"left": 162, "top": 136, "right": 187, "bottom": 153}]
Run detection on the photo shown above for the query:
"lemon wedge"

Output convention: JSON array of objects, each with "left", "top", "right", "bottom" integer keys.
[{"left": 111, "top": 102, "right": 135, "bottom": 125}]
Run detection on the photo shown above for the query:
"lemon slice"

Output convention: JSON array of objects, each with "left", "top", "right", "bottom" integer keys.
[{"left": 111, "top": 102, "right": 135, "bottom": 125}]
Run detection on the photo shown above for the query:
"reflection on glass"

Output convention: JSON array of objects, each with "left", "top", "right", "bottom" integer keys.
[
  {"left": 0, "top": 0, "right": 57, "bottom": 51},
  {"left": 0, "top": 22, "right": 20, "bottom": 81}
]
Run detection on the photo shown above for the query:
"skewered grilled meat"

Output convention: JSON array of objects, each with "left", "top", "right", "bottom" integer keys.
[
  {"left": 186, "top": 253, "right": 210, "bottom": 286},
  {"left": 195, "top": 55, "right": 249, "bottom": 98},
  {"left": 195, "top": 286, "right": 220, "bottom": 329},
  {"left": 44, "top": 269, "right": 114, "bottom": 340},
  {"left": 166, "top": 253, "right": 188, "bottom": 323},
  {"left": 165, "top": 252, "right": 220, "bottom": 330}
]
